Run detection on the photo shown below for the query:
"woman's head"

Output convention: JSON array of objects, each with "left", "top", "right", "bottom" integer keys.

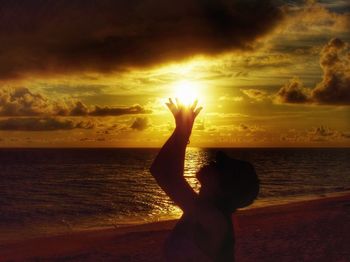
[{"left": 196, "top": 151, "right": 259, "bottom": 212}]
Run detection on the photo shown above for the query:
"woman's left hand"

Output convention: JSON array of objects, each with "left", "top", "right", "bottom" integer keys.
[{"left": 166, "top": 98, "right": 202, "bottom": 138}]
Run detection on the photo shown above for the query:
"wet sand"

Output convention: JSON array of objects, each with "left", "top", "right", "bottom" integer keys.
[{"left": 1, "top": 193, "right": 350, "bottom": 262}]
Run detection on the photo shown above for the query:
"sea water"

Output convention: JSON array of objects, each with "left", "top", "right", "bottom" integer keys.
[{"left": 0, "top": 148, "right": 349, "bottom": 243}]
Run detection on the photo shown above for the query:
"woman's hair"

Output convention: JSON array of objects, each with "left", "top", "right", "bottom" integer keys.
[{"left": 199, "top": 151, "right": 260, "bottom": 210}]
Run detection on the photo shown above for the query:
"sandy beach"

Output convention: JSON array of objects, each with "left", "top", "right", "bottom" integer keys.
[{"left": 1, "top": 193, "right": 349, "bottom": 262}]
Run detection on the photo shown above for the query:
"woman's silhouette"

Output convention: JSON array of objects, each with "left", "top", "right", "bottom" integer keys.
[{"left": 150, "top": 98, "right": 259, "bottom": 261}]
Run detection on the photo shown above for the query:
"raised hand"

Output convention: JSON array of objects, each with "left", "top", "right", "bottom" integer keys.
[{"left": 166, "top": 98, "right": 202, "bottom": 138}]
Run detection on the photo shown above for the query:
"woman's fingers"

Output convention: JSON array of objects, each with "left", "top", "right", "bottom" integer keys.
[
  {"left": 191, "top": 99, "right": 202, "bottom": 117},
  {"left": 166, "top": 98, "right": 177, "bottom": 114},
  {"left": 194, "top": 106, "right": 203, "bottom": 117},
  {"left": 168, "top": 97, "right": 178, "bottom": 108},
  {"left": 175, "top": 97, "right": 182, "bottom": 108},
  {"left": 165, "top": 102, "right": 172, "bottom": 110},
  {"left": 167, "top": 97, "right": 202, "bottom": 116}
]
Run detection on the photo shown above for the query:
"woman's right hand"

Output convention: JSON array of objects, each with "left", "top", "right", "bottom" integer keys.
[{"left": 166, "top": 98, "right": 202, "bottom": 138}]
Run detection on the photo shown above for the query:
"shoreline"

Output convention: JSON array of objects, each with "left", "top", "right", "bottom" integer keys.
[
  {"left": 1, "top": 192, "right": 350, "bottom": 261},
  {"left": 2, "top": 190, "right": 350, "bottom": 246}
]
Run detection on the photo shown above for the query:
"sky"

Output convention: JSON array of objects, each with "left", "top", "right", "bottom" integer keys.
[{"left": 0, "top": 0, "right": 349, "bottom": 147}]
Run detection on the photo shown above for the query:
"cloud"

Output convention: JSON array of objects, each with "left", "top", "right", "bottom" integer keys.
[
  {"left": 0, "top": 86, "right": 68, "bottom": 116},
  {"left": 238, "top": 54, "right": 294, "bottom": 69},
  {"left": 276, "top": 38, "right": 350, "bottom": 105},
  {"left": 0, "top": 86, "right": 151, "bottom": 116},
  {"left": 241, "top": 89, "right": 269, "bottom": 101},
  {"left": 0, "top": 0, "right": 283, "bottom": 79},
  {"left": 219, "top": 95, "right": 243, "bottom": 102},
  {"left": 90, "top": 105, "right": 151, "bottom": 117},
  {"left": 237, "top": 123, "right": 250, "bottom": 131},
  {"left": 0, "top": 118, "right": 94, "bottom": 131},
  {"left": 311, "top": 38, "right": 350, "bottom": 105},
  {"left": 311, "top": 126, "right": 336, "bottom": 137},
  {"left": 308, "top": 126, "right": 341, "bottom": 142},
  {"left": 276, "top": 78, "right": 310, "bottom": 103},
  {"left": 131, "top": 117, "right": 150, "bottom": 131},
  {"left": 195, "top": 119, "right": 205, "bottom": 131},
  {"left": 280, "top": 126, "right": 348, "bottom": 143},
  {"left": 282, "top": 2, "right": 350, "bottom": 35},
  {"left": 235, "top": 123, "right": 265, "bottom": 133},
  {"left": 342, "top": 132, "right": 350, "bottom": 138}
]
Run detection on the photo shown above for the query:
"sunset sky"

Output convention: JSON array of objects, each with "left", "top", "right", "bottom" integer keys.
[{"left": 0, "top": 0, "right": 349, "bottom": 147}]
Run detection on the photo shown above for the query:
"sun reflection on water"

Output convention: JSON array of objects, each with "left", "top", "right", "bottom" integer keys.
[
  {"left": 154, "top": 147, "right": 209, "bottom": 219},
  {"left": 184, "top": 147, "right": 208, "bottom": 193}
]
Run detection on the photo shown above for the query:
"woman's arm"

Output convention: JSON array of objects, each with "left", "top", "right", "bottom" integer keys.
[{"left": 150, "top": 98, "right": 202, "bottom": 212}]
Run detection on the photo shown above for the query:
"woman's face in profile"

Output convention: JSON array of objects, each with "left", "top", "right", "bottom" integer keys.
[
  {"left": 197, "top": 163, "right": 237, "bottom": 212},
  {"left": 196, "top": 162, "right": 223, "bottom": 196}
]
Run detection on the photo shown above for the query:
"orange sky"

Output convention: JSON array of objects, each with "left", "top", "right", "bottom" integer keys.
[{"left": 0, "top": 0, "right": 349, "bottom": 147}]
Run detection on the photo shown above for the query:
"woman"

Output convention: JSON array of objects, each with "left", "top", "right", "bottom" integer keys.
[{"left": 150, "top": 98, "right": 259, "bottom": 261}]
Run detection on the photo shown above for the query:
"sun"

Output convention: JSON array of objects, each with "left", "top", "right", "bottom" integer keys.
[{"left": 172, "top": 80, "right": 200, "bottom": 106}]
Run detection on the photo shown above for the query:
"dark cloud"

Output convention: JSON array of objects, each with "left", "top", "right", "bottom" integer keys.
[
  {"left": 342, "top": 132, "right": 350, "bottom": 138},
  {"left": 0, "top": 86, "right": 69, "bottom": 116},
  {"left": 0, "top": 0, "right": 283, "bottom": 79},
  {"left": 131, "top": 117, "right": 149, "bottom": 131},
  {"left": 0, "top": 117, "right": 94, "bottom": 131},
  {"left": 311, "top": 38, "right": 350, "bottom": 105},
  {"left": 276, "top": 78, "right": 310, "bottom": 103},
  {"left": 236, "top": 123, "right": 263, "bottom": 133},
  {"left": 90, "top": 105, "right": 151, "bottom": 117},
  {"left": 238, "top": 123, "right": 250, "bottom": 131},
  {"left": 69, "top": 101, "right": 90, "bottom": 116},
  {"left": 276, "top": 38, "right": 350, "bottom": 105},
  {"left": 308, "top": 126, "right": 340, "bottom": 142},
  {"left": 0, "top": 86, "right": 151, "bottom": 116},
  {"left": 312, "top": 126, "right": 336, "bottom": 137}
]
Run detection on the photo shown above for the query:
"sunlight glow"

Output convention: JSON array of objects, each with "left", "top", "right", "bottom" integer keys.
[
  {"left": 157, "top": 58, "right": 209, "bottom": 76},
  {"left": 173, "top": 80, "right": 200, "bottom": 106}
]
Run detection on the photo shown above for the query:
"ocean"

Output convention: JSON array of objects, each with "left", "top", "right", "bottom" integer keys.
[{"left": 0, "top": 148, "right": 349, "bottom": 243}]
